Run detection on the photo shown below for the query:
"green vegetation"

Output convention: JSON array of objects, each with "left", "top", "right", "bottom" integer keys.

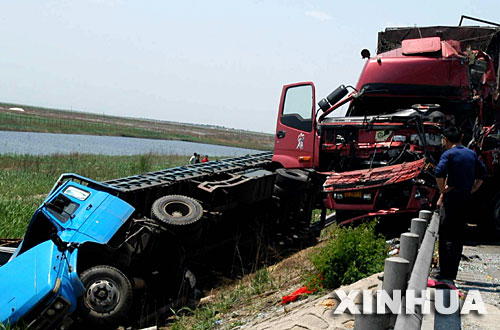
[
  {"left": 171, "top": 268, "right": 276, "bottom": 330},
  {"left": 307, "top": 221, "right": 387, "bottom": 290},
  {"left": 0, "top": 104, "right": 274, "bottom": 150},
  {"left": 0, "top": 321, "right": 25, "bottom": 330},
  {"left": 0, "top": 111, "right": 168, "bottom": 139},
  {"left": 0, "top": 153, "right": 188, "bottom": 238},
  {"left": 310, "top": 208, "right": 335, "bottom": 224}
]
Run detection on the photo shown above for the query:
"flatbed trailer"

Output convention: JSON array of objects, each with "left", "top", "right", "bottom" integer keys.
[
  {"left": 0, "top": 149, "right": 323, "bottom": 329},
  {"left": 50, "top": 152, "right": 276, "bottom": 215}
]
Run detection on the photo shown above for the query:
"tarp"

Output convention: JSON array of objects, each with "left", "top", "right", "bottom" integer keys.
[{"left": 377, "top": 26, "right": 500, "bottom": 72}]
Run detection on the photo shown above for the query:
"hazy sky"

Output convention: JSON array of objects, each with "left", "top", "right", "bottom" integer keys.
[{"left": 1, "top": 1, "right": 499, "bottom": 133}]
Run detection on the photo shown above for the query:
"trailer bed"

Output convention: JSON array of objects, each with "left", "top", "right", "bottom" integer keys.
[{"left": 103, "top": 152, "right": 273, "bottom": 192}]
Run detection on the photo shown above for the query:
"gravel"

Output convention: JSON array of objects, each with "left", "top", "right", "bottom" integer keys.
[{"left": 457, "top": 245, "right": 500, "bottom": 330}]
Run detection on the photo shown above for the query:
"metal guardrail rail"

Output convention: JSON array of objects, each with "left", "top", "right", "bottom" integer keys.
[
  {"left": 354, "top": 210, "right": 438, "bottom": 330},
  {"left": 394, "top": 212, "right": 440, "bottom": 330},
  {"left": 102, "top": 152, "right": 273, "bottom": 192}
]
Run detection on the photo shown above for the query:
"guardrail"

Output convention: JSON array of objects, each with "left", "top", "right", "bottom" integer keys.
[
  {"left": 394, "top": 211, "right": 439, "bottom": 329},
  {"left": 354, "top": 210, "right": 439, "bottom": 330}
]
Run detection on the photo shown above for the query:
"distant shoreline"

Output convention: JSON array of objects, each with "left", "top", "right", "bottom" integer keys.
[
  {"left": 0, "top": 131, "right": 265, "bottom": 156},
  {"left": 0, "top": 103, "right": 274, "bottom": 151}
]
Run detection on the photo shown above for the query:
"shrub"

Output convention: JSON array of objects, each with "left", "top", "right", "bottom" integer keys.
[{"left": 308, "top": 221, "right": 387, "bottom": 290}]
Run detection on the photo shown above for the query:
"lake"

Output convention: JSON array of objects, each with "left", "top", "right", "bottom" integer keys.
[{"left": 0, "top": 131, "right": 265, "bottom": 156}]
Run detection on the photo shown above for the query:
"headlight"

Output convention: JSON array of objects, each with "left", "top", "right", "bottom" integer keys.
[
  {"left": 54, "top": 301, "right": 64, "bottom": 310},
  {"left": 362, "top": 194, "right": 372, "bottom": 200},
  {"left": 46, "top": 309, "right": 56, "bottom": 317},
  {"left": 333, "top": 193, "right": 343, "bottom": 200}
]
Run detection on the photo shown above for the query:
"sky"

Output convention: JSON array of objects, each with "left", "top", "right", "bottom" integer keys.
[{"left": 1, "top": 1, "right": 500, "bottom": 133}]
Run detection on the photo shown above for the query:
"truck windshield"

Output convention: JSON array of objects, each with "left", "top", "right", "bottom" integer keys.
[
  {"left": 46, "top": 194, "right": 79, "bottom": 223},
  {"left": 347, "top": 96, "right": 450, "bottom": 116}
]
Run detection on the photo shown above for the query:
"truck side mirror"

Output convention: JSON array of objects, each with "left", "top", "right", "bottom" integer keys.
[{"left": 318, "top": 85, "right": 348, "bottom": 112}]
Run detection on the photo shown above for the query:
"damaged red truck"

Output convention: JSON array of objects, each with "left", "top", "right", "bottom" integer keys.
[{"left": 273, "top": 18, "right": 500, "bottom": 233}]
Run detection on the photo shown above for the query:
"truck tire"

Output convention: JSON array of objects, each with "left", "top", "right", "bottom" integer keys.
[
  {"left": 275, "top": 168, "right": 310, "bottom": 191},
  {"left": 151, "top": 195, "right": 203, "bottom": 226},
  {"left": 273, "top": 184, "right": 300, "bottom": 200},
  {"left": 78, "top": 265, "right": 133, "bottom": 327}
]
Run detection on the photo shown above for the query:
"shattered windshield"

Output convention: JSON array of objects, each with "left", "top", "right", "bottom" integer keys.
[
  {"left": 347, "top": 96, "right": 448, "bottom": 117},
  {"left": 46, "top": 193, "right": 80, "bottom": 223}
]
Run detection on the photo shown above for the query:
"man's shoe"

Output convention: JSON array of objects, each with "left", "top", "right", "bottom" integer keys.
[{"left": 433, "top": 273, "right": 455, "bottom": 283}]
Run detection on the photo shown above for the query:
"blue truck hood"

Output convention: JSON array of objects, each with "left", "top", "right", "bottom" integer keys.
[{"left": 0, "top": 240, "right": 61, "bottom": 324}]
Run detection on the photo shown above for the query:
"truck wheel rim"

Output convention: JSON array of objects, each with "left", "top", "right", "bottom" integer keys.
[
  {"left": 86, "top": 279, "right": 120, "bottom": 313},
  {"left": 164, "top": 201, "right": 191, "bottom": 218}
]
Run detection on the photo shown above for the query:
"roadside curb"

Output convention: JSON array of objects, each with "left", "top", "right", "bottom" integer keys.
[{"left": 242, "top": 273, "right": 382, "bottom": 329}]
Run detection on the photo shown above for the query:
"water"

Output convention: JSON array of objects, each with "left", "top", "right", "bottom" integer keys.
[{"left": 0, "top": 131, "right": 265, "bottom": 156}]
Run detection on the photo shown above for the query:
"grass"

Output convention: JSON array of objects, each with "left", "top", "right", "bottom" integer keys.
[
  {"left": 0, "top": 153, "right": 189, "bottom": 238},
  {"left": 171, "top": 267, "right": 276, "bottom": 330},
  {"left": 0, "top": 322, "right": 25, "bottom": 330},
  {"left": 1, "top": 152, "right": 278, "bottom": 330},
  {"left": 310, "top": 208, "right": 335, "bottom": 224}
]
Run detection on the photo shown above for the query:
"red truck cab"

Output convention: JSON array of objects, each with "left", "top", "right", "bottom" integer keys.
[{"left": 273, "top": 24, "right": 500, "bottom": 225}]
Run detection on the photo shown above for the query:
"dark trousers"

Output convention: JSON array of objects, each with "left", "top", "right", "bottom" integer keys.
[{"left": 438, "top": 191, "right": 470, "bottom": 280}]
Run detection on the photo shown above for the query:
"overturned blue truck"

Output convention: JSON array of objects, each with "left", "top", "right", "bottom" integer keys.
[{"left": 0, "top": 153, "right": 323, "bottom": 329}]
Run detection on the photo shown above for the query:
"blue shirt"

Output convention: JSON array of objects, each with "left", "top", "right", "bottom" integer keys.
[{"left": 435, "top": 145, "right": 486, "bottom": 192}]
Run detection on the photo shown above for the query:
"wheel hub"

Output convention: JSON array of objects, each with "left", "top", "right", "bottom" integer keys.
[
  {"left": 164, "top": 201, "right": 190, "bottom": 218},
  {"left": 86, "top": 279, "right": 120, "bottom": 313}
]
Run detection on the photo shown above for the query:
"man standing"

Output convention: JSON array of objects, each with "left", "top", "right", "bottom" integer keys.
[
  {"left": 189, "top": 153, "right": 198, "bottom": 165},
  {"left": 435, "top": 127, "right": 486, "bottom": 280}
]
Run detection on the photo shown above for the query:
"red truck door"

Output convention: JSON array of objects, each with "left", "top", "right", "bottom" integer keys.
[{"left": 272, "top": 82, "right": 316, "bottom": 168}]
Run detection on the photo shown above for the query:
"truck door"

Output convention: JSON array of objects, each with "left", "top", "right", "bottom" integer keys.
[{"left": 272, "top": 82, "right": 316, "bottom": 168}]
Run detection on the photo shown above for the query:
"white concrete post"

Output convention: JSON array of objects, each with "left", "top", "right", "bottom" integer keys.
[
  {"left": 410, "top": 218, "right": 427, "bottom": 246},
  {"left": 382, "top": 257, "right": 410, "bottom": 293},
  {"left": 383, "top": 257, "right": 410, "bottom": 328},
  {"left": 419, "top": 210, "right": 433, "bottom": 223},
  {"left": 354, "top": 300, "right": 389, "bottom": 330},
  {"left": 399, "top": 232, "right": 420, "bottom": 274},
  {"left": 355, "top": 257, "right": 410, "bottom": 330}
]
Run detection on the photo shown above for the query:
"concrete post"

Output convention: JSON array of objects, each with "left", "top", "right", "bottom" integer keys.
[
  {"left": 410, "top": 218, "right": 427, "bottom": 245},
  {"left": 354, "top": 300, "right": 389, "bottom": 330},
  {"left": 394, "top": 212, "right": 440, "bottom": 330},
  {"left": 354, "top": 258, "right": 411, "bottom": 330},
  {"left": 399, "top": 233, "right": 420, "bottom": 274},
  {"left": 382, "top": 257, "right": 410, "bottom": 293},
  {"left": 419, "top": 210, "right": 433, "bottom": 222},
  {"left": 382, "top": 257, "right": 410, "bottom": 328}
]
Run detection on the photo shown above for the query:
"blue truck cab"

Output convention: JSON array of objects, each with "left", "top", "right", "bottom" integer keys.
[{"left": 0, "top": 174, "right": 134, "bottom": 329}]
